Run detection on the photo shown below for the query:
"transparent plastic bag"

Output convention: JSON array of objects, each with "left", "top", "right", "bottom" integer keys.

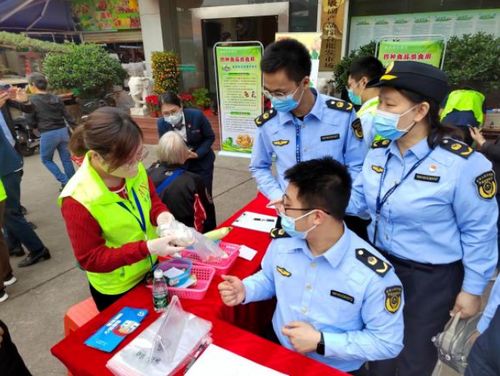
[
  {"left": 158, "top": 220, "right": 227, "bottom": 262},
  {"left": 107, "top": 296, "right": 212, "bottom": 376}
]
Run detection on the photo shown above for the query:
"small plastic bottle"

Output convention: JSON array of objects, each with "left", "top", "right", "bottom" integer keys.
[{"left": 152, "top": 269, "right": 169, "bottom": 313}]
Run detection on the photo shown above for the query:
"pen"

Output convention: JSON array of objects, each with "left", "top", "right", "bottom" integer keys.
[{"left": 253, "top": 218, "right": 275, "bottom": 222}]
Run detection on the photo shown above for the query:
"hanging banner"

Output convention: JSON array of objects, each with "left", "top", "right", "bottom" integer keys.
[
  {"left": 378, "top": 40, "right": 444, "bottom": 67},
  {"left": 214, "top": 43, "right": 263, "bottom": 157},
  {"left": 319, "top": 0, "right": 346, "bottom": 71},
  {"left": 275, "top": 32, "right": 322, "bottom": 88}
]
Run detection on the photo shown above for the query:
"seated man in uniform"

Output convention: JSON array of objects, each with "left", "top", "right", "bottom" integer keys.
[{"left": 219, "top": 157, "right": 404, "bottom": 375}]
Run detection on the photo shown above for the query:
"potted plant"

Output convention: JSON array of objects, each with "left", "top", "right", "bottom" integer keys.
[
  {"left": 43, "top": 43, "right": 127, "bottom": 101},
  {"left": 179, "top": 92, "right": 194, "bottom": 108},
  {"left": 192, "top": 88, "right": 212, "bottom": 115},
  {"left": 145, "top": 94, "right": 160, "bottom": 117}
]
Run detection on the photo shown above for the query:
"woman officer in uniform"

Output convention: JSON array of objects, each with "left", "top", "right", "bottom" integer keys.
[
  {"left": 157, "top": 91, "right": 216, "bottom": 195},
  {"left": 347, "top": 61, "right": 498, "bottom": 376}
]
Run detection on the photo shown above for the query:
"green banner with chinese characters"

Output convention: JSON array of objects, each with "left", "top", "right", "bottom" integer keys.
[
  {"left": 215, "top": 44, "right": 263, "bottom": 156},
  {"left": 378, "top": 40, "right": 444, "bottom": 67}
]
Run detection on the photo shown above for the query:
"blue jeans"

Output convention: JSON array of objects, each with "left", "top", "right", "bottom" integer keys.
[
  {"left": 40, "top": 127, "right": 75, "bottom": 185},
  {"left": 3, "top": 170, "right": 44, "bottom": 253}
]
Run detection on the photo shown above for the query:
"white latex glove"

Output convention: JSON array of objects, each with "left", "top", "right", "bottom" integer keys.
[
  {"left": 147, "top": 233, "right": 183, "bottom": 257},
  {"left": 157, "top": 211, "right": 175, "bottom": 227}
]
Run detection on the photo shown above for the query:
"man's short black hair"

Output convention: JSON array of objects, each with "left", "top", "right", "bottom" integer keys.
[
  {"left": 284, "top": 157, "right": 351, "bottom": 221},
  {"left": 348, "top": 56, "right": 385, "bottom": 82},
  {"left": 261, "top": 39, "right": 311, "bottom": 83},
  {"left": 28, "top": 72, "right": 48, "bottom": 91}
]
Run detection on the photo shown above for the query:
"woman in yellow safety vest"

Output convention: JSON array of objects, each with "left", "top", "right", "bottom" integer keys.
[{"left": 60, "top": 107, "right": 183, "bottom": 311}]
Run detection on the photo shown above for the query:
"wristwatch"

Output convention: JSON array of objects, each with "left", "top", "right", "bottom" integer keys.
[{"left": 316, "top": 331, "right": 325, "bottom": 355}]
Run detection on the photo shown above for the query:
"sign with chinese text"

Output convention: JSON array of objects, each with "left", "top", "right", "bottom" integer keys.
[
  {"left": 378, "top": 40, "right": 444, "bottom": 67},
  {"left": 72, "top": 0, "right": 141, "bottom": 32},
  {"left": 215, "top": 44, "right": 263, "bottom": 157},
  {"left": 319, "top": 0, "right": 346, "bottom": 71}
]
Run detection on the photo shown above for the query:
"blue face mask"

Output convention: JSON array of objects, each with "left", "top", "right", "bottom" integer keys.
[
  {"left": 373, "top": 106, "right": 417, "bottom": 141},
  {"left": 347, "top": 88, "right": 362, "bottom": 106},
  {"left": 269, "top": 85, "right": 305, "bottom": 113},
  {"left": 280, "top": 210, "right": 317, "bottom": 239}
]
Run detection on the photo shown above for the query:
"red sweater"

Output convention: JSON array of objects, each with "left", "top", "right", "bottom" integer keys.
[{"left": 61, "top": 177, "right": 168, "bottom": 273}]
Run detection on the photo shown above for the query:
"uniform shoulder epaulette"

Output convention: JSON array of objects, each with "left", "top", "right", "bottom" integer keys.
[
  {"left": 355, "top": 248, "right": 391, "bottom": 277},
  {"left": 439, "top": 138, "right": 474, "bottom": 159},
  {"left": 326, "top": 99, "right": 354, "bottom": 112},
  {"left": 255, "top": 108, "right": 277, "bottom": 127},
  {"left": 269, "top": 227, "right": 290, "bottom": 239},
  {"left": 371, "top": 139, "right": 391, "bottom": 149}
]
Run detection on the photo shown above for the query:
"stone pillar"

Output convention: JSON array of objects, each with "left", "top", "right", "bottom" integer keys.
[{"left": 138, "top": 0, "right": 180, "bottom": 75}]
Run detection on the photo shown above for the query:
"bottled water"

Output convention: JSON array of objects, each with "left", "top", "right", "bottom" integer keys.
[{"left": 152, "top": 268, "right": 169, "bottom": 313}]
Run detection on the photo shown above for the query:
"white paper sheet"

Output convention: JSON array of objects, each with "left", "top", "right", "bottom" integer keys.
[
  {"left": 232, "top": 211, "right": 277, "bottom": 233},
  {"left": 238, "top": 245, "right": 257, "bottom": 261},
  {"left": 185, "top": 344, "right": 288, "bottom": 376}
]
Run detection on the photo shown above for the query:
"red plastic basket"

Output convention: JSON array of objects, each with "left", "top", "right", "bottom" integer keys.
[
  {"left": 180, "top": 241, "right": 240, "bottom": 275},
  {"left": 165, "top": 261, "right": 216, "bottom": 300}
]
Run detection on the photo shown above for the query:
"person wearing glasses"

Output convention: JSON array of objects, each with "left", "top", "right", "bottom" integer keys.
[
  {"left": 157, "top": 91, "right": 216, "bottom": 195},
  {"left": 347, "top": 61, "right": 498, "bottom": 376},
  {"left": 60, "top": 107, "right": 184, "bottom": 311},
  {"left": 249, "top": 39, "right": 368, "bottom": 239},
  {"left": 219, "top": 157, "right": 404, "bottom": 375}
]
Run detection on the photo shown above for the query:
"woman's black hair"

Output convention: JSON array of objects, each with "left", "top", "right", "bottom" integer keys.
[
  {"left": 159, "top": 90, "right": 182, "bottom": 108},
  {"left": 399, "top": 89, "right": 461, "bottom": 148}
]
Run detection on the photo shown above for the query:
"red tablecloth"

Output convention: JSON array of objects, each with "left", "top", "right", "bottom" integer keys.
[{"left": 51, "top": 194, "right": 348, "bottom": 376}]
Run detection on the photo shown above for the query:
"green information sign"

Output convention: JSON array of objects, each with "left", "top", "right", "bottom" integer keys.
[
  {"left": 378, "top": 40, "right": 444, "bottom": 67},
  {"left": 215, "top": 44, "right": 263, "bottom": 156}
]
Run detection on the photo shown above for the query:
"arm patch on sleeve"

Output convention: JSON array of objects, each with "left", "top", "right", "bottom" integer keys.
[{"left": 475, "top": 171, "right": 497, "bottom": 199}]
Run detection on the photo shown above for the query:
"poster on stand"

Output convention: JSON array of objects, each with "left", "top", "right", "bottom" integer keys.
[
  {"left": 377, "top": 40, "right": 444, "bottom": 67},
  {"left": 214, "top": 43, "right": 263, "bottom": 158}
]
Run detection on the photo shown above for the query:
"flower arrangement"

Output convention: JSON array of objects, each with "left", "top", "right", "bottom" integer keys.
[
  {"left": 151, "top": 51, "right": 180, "bottom": 94},
  {"left": 145, "top": 94, "right": 160, "bottom": 117},
  {"left": 179, "top": 92, "right": 194, "bottom": 108}
]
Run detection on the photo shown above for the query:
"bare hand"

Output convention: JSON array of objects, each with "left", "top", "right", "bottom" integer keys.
[
  {"left": 469, "top": 127, "right": 486, "bottom": 148},
  {"left": 281, "top": 321, "right": 321, "bottom": 354},
  {"left": 451, "top": 291, "right": 482, "bottom": 319},
  {"left": 218, "top": 275, "right": 245, "bottom": 306},
  {"left": 14, "top": 88, "right": 29, "bottom": 102},
  {"left": 0, "top": 92, "right": 8, "bottom": 108},
  {"left": 187, "top": 150, "right": 198, "bottom": 160},
  {"left": 266, "top": 197, "right": 284, "bottom": 212}
]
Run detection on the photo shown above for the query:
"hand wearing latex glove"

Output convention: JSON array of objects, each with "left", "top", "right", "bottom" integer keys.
[
  {"left": 157, "top": 211, "right": 175, "bottom": 227},
  {"left": 147, "top": 233, "right": 183, "bottom": 257}
]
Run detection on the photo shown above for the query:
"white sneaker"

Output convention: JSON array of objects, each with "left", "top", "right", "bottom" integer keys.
[
  {"left": 0, "top": 290, "right": 8, "bottom": 303},
  {"left": 4, "top": 274, "right": 16, "bottom": 286}
]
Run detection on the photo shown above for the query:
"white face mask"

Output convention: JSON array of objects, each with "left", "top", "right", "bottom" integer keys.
[{"left": 164, "top": 111, "right": 183, "bottom": 125}]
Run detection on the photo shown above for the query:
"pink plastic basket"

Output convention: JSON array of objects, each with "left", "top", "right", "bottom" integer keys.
[
  {"left": 165, "top": 261, "right": 215, "bottom": 300},
  {"left": 180, "top": 241, "right": 240, "bottom": 275}
]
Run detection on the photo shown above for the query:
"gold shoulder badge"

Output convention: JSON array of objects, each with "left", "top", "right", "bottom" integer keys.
[
  {"left": 475, "top": 171, "right": 497, "bottom": 200},
  {"left": 270, "top": 227, "right": 290, "bottom": 239},
  {"left": 440, "top": 138, "right": 474, "bottom": 159},
  {"left": 254, "top": 108, "right": 277, "bottom": 127},
  {"left": 371, "top": 165, "right": 384, "bottom": 174},
  {"left": 385, "top": 286, "right": 402, "bottom": 314},
  {"left": 276, "top": 266, "right": 292, "bottom": 277},
  {"left": 351, "top": 118, "right": 363, "bottom": 140},
  {"left": 272, "top": 139, "right": 289, "bottom": 147},
  {"left": 326, "top": 99, "right": 353, "bottom": 112},
  {"left": 355, "top": 248, "right": 391, "bottom": 277},
  {"left": 371, "top": 139, "right": 391, "bottom": 149}
]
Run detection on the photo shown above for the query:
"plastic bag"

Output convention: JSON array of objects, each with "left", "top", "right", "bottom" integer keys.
[
  {"left": 158, "top": 220, "right": 227, "bottom": 262},
  {"left": 107, "top": 296, "right": 212, "bottom": 376}
]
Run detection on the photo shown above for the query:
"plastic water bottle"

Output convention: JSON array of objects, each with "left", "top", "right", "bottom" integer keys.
[{"left": 152, "top": 269, "right": 169, "bottom": 313}]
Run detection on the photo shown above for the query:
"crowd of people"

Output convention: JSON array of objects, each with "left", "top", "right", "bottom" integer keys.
[{"left": 0, "top": 38, "right": 498, "bottom": 376}]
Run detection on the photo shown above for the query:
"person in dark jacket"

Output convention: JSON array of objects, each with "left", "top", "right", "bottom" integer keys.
[
  {"left": 0, "top": 320, "right": 32, "bottom": 376},
  {"left": 148, "top": 132, "right": 216, "bottom": 232},
  {"left": 157, "top": 91, "right": 216, "bottom": 194},
  {"left": 0, "top": 91, "right": 51, "bottom": 267},
  {"left": 470, "top": 126, "right": 500, "bottom": 268},
  {"left": 26, "top": 73, "right": 75, "bottom": 189}
]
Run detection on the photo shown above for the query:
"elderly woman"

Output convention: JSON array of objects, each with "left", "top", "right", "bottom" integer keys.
[{"left": 148, "top": 132, "right": 216, "bottom": 233}]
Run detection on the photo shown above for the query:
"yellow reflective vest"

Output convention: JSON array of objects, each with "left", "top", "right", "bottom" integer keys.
[
  {"left": 0, "top": 179, "right": 6, "bottom": 201},
  {"left": 59, "top": 154, "right": 158, "bottom": 295},
  {"left": 441, "top": 89, "right": 485, "bottom": 125}
]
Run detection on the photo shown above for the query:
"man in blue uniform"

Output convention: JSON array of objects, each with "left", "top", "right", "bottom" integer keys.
[
  {"left": 249, "top": 39, "right": 368, "bottom": 238},
  {"left": 219, "top": 157, "right": 404, "bottom": 375}
]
